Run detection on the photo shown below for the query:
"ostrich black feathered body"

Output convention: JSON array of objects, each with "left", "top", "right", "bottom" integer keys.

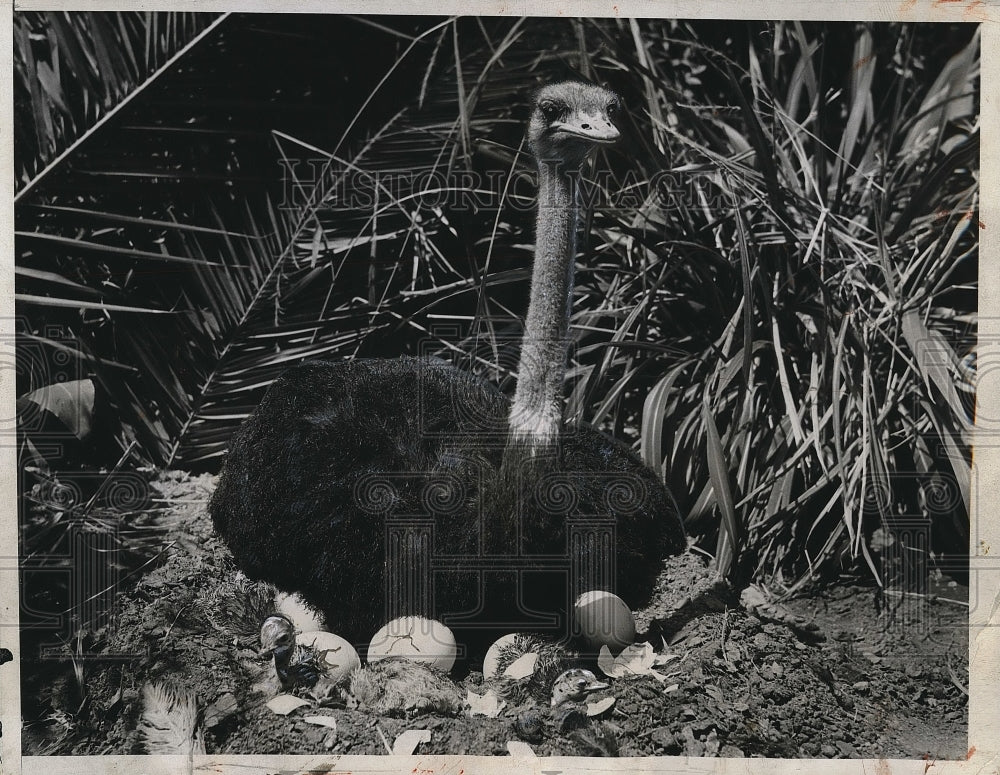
[{"left": 211, "top": 356, "right": 685, "bottom": 652}]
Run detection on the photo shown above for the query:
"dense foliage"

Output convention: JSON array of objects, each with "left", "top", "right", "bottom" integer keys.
[
  {"left": 13, "top": 10, "right": 219, "bottom": 189},
  {"left": 15, "top": 16, "right": 978, "bottom": 589}
]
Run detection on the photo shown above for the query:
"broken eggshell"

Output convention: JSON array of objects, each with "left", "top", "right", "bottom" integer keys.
[
  {"left": 296, "top": 630, "right": 361, "bottom": 685},
  {"left": 482, "top": 633, "right": 537, "bottom": 679}
]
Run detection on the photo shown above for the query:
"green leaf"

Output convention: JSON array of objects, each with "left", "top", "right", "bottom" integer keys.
[
  {"left": 902, "top": 27, "right": 979, "bottom": 150},
  {"left": 18, "top": 378, "right": 96, "bottom": 440},
  {"left": 641, "top": 361, "right": 690, "bottom": 474},
  {"left": 15, "top": 293, "right": 173, "bottom": 313},
  {"left": 833, "top": 26, "right": 875, "bottom": 193},
  {"left": 703, "top": 398, "right": 740, "bottom": 579},
  {"left": 900, "top": 309, "right": 970, "bottom": 432}
]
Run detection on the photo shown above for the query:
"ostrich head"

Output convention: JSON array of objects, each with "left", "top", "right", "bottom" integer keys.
[
  {"left": 550, "top": 667, "right": 609, "bottom": 707},
  {"left": 527, "top": 81, "right": 622, "bottom": 167},
  {"left": 506, "top": 81, "right": 623, "bottom": 451}
]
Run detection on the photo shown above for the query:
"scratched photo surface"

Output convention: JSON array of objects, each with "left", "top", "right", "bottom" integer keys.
[{"left": 13, "top": 13, "right": 977, "bottom": 760}]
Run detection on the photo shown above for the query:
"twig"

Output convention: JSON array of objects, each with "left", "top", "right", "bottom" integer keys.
[
  {"left": 376, "top": 722, "right": 393, "bottom": 754},
  {"left": 882, "top": 589, "right": 969, "bottom": 609},
  {"left": 945, "top": 652, "right": 969, "bottom": 697}
]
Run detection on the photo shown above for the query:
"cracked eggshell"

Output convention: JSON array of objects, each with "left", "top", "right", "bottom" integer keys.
[
  {"left": 296, "top": 630, "right": 361, "bottom": 684},
  {"left": 482, "top": 633, "right": 522, "bottom": 679},
  {"left": 573, "top": 591, "right": 636, "bottom": 653},
  {"left": 367, "top": 616, "right": 456, "bottom": 672}
]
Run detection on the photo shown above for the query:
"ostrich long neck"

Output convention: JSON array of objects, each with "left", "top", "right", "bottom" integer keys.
[{"left": 509, "top": 160, "right": 581, "bottom": 450}]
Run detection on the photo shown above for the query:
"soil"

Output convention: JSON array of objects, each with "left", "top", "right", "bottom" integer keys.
[{"left": 21, "top": 471, "right": 969, "bottom": 759}]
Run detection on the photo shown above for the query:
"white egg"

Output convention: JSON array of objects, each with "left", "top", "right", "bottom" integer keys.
[
  {"left": 367, "top": 616, "right": 457, "bottom": 672},
  {"left": 296, "top": 630, "right": 361, "bottom": 685},
  {"left": 573, "top": 590, "right": 636, "bottom": 653}
]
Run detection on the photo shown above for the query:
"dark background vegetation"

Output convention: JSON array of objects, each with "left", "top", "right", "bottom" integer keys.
[{"left": 14, "top": 14, "right": 978, "bottom": 635}]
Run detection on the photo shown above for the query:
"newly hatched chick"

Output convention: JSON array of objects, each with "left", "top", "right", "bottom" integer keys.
[
  {"left": 259, "top": 614, "right": 344, "bottom": 704},
  {"left": 484, "top": 633, "right": 577, "bottom": 707},
  {"left": 513, "top": 667, "right": 615, "bottom": 752},
  {"left": 200, "top": 574, "right": 278, "bottom": 647},
  {"left": 346, "top": 657, "right": 464, "bottom": 718},
  {"left": 549, "top": 667, "right": 609, "bottom": 707},
  {"left": 258, "top": 616, "right": 460, "bottom": 716},
  {"left": 547, "top": 668, "right": 612, "bottom": 742}
]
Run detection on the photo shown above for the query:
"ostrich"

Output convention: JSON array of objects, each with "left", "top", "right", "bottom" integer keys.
[{"left": 210, "top": 81, "right": 686, "bottom": 657}]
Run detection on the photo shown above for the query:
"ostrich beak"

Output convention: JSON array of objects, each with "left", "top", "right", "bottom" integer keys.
[{"left": 552, "top": 112, "right": 620, "bottom": 144}]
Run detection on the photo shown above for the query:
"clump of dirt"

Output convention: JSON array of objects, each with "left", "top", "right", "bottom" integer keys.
[{"left": 21, "top": 471, "right": 969, "bottom": 759}]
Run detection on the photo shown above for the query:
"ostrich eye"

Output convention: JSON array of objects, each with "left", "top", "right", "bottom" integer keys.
[
  {"left": 539, "top": 101, "right": 563, "bottom": 121},
  {"left": 574, "top": 678, "right": 588, "bottom": 689},
  {"left": 606, "top": 99, "right": 621, "bottom": 119}
]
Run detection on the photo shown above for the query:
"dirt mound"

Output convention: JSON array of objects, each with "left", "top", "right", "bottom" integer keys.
[{"left": 22, "top": 471, "right": 968, "bottom": 759}]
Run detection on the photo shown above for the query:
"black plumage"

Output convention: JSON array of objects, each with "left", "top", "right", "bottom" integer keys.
[
  {"left": 212, "top": 357, "right": 683, "bottom": 649},
  {"left": 210, "top": 82, "right": 686, "bottom": 656}
]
